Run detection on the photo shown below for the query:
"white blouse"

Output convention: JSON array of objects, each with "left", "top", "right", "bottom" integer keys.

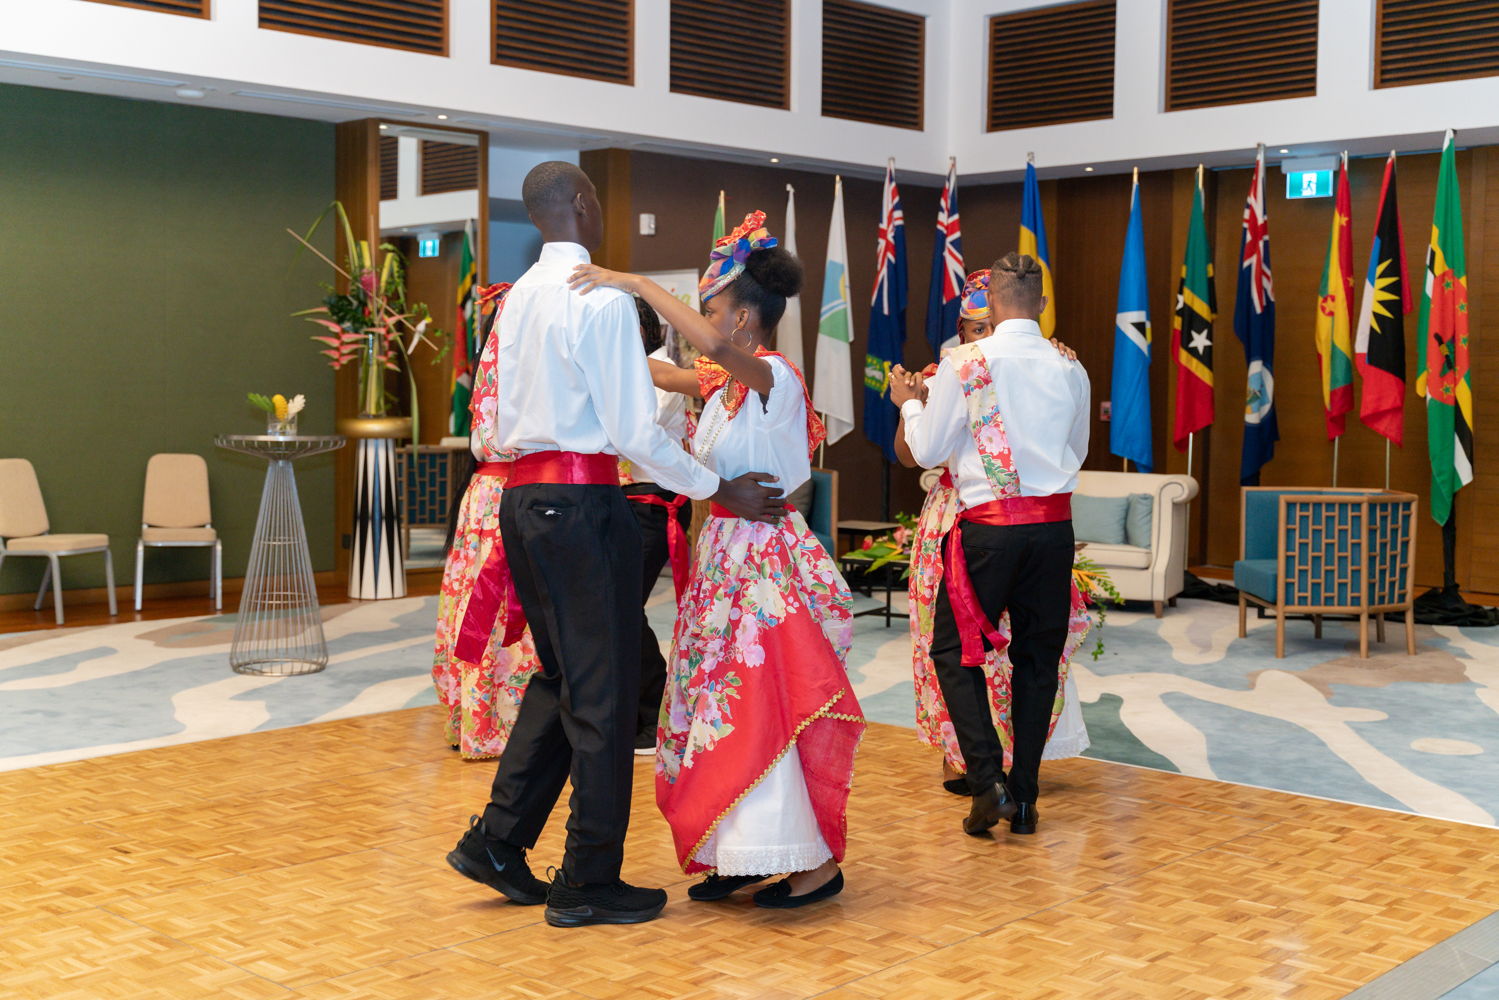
[{"left": 693, "top": 356, "right": 810, "bottom": 500}]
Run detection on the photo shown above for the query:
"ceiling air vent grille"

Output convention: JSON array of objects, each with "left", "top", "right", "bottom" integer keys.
[
  {"left": 84, "top": 0, "right": 208, "bottom": 15},
  {"left": 1376, "top": 0, "right": 1499, "bottom": 88},
  {"left": 988, "top": 0, "right": 1115, "bottom": 131},
  {"left": 1165, "top": 0, "right": 1317, "bottom": 111},
  {"left": 670, "top": 0, "right": 789, "bottom": 109},
  {"left": 493, "top": 0, "right": 633, "bottom": 85},
  {"left": 259, "top": 0, "right": 446, "bottom": 55},
  {"left": 420, "top": 140, "right": 478, "bottom": 196},
  {"left": 822, "top": 0, "right": 925, "bottom": 131}
]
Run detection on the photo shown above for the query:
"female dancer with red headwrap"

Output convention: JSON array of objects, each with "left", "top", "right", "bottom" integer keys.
[{"left": 571, "top": 212, "right": 864, "bottom": 909}]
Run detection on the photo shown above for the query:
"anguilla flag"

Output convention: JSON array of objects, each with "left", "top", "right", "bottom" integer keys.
[
  {"left": 1111, "top": 172, "right": 1152, "bottom": 472},
  {"left": 863, "top": 159, "right": 907, "bottom": 462},
  {"left": 925, "top": 158, "right": 964, "bottom": 359},
  {"left": 1234, "top": 146, "right": 1278, "bottom": 484},
  {"left": 1315, "top": 153, "right": 1355, "bottom": 440},
  {"left": 1355, "top": 151, "right": 1411, "bottom": 447},
  {"left": 1019, "top": 161, "right": 1056, "bottom": 337}
]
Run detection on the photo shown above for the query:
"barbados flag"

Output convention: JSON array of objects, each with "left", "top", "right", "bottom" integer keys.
[
  {"left": 1019, "top": 161, "right": 1056, "bottom": 337},
  {"left": 1110, "top": 172, "right": 1152, "bottom": 472},
  {"left": 1315, "top": 153, "right": 1355, "bottom": 440}
]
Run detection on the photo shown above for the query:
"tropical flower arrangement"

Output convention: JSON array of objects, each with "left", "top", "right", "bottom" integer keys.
[
  {"left": 1072, "top": 548, "right": 1122, "bottom": 660},
  {"left": 841, "top": 512, "right": 917, "bottom": 577},
  {"left": 248, "top": 392, "right": 306, "bottom": 435},
  {"left": 288, "top": 203, "right": 443, "bottom": 425}
]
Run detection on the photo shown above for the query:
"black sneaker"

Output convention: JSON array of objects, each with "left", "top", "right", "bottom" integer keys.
[
  {"left": 544, "top": 869, "right": 668, "bottom": 927},
  {"left": 445, "top": 815, "right": 548, "bottom": 905}
]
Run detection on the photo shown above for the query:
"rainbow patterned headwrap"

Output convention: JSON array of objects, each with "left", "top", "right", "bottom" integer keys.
[
  {"left": 958, "top": 269, "right": 992, "bottom": 329},
  {"left": 699, "top": 210, "right": 778, "bottom": 301}
]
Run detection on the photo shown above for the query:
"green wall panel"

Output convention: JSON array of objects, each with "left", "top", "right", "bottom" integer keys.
[{"left": 0, "top": 85, "right": 337, "bottom": 596}]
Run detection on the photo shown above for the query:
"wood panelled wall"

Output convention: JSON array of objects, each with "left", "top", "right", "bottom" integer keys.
[{"left": 581, "top": 147, "right": 1497, "bottom": 593}]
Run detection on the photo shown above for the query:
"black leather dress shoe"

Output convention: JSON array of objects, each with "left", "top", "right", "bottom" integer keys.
[
  {"left": 962, "top": 782, "right": 1017, "bottom": 835},
  {"left": 1010, "top": 802, "right": 1038, "bottom": 835}
]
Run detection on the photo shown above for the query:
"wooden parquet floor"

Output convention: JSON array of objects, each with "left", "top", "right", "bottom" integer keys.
[{"left": 1, "top": 709, "right": 1495, "bottom": 1000}]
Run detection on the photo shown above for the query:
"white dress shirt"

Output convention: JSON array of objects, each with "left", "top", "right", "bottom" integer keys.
[
  {"left": 648, "top": 345, "right": 690, "bottom": 444},
  {"left": 694, "top": 357, "right": 810, "bottom": 498},
  {"left": 489, "top": 242, "right": 719, "bottom": 500},
  {"left": 901, "top": 318, "right": 1090, "bottom": 509}
]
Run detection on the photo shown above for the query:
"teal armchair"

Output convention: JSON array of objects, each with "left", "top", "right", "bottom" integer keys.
[
  {"left": 1234, "top": 487, "right": 1418, "bottom": 658},
  {"left": 805, "top": 467, "right": 839, "bottom": 557}
]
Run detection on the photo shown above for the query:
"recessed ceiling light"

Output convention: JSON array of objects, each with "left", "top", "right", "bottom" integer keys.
[
  {"left": 1084, "top": 166, "right": 1094, "bottom": 172},
  {"left": 175, "top": 87, "right": 206, "bottom": 99},
  {"left": 770, "top": 157, "right": 780, "bottom": 163},
  {"left": 379, "top": 124, "right": 388, "bottom": 129},
  {"left": 1279, "top": 148, "right": 1290, "bottom": 154},
  {"left": 436, "top": 114, "right": 448, "bottom": 120}
]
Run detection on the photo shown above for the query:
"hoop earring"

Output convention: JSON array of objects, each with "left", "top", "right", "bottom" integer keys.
[{"left": 732, "top": 325, "right": 752, "bottom": 348}]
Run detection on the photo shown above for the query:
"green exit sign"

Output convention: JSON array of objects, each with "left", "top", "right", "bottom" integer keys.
[{"left": 1286, "top": 169, "right": 1333, "bottom": 199}]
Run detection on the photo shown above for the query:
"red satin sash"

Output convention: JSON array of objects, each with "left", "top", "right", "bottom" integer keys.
[
  {"left": 475, "top": 461, "right": 512, "bottom": 482},
  {"left": 709, "top": 502, "right": 793, "bottom": 520},
  {"left": 454, "top": 451, "right": 618, "bottom": 663},
  {"left": 627, "top": 492, "right": 691, "bottom": 602},
  {"left": 944, "top": 493, "right": 1072, "bottom": 667}
]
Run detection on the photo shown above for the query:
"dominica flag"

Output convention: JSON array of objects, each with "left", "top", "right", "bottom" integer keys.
[
  {"left": 1417, "top": 129, "right": 1474, "bottom": 526},
  {"left": 863, "top": 159, "right": 908, "bottom": 462},
  {"left": 1019, "top": 161, "right": 1056, "bottom": 337},
  {"left": 450, "top": 223, "right": 477, "bottom": 437},
  {"left": 1315, "top": 153, "right": 1355, "bottom": 440},
  {"left": 1171, "top": 168, "right": 1216, "bottom": 452},
  {"left": 813, "top": 175, "right": 855, "bottom": 445},
  {"left": 925, "top": 158, "right": 964, "bottom": 359},
  {"left": 1234, "top": 145, "right": 1278, "bottom": 485},
  {"left": 1355, "top": 151, "right": 1412, "bottom": 447},
  {"left": 1110, "top": 170, "right": 1153, "bottom": 472},
  {"left": 712, "top": 190, "right": 726, "bottom": 247}
]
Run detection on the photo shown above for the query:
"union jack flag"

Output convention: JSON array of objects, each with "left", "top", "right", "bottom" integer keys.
[
  {"left": 864, "top": 159, "right": 907, "bottom": 461},
  {"left": 925, "top": 158, "right": 964, "bottom": 359},
  {"left": 1233, "top": 145, "right": 1278, "bottom": 483}
]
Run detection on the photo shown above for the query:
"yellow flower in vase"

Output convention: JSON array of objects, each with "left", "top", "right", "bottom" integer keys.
[{"left": 273, "top": 394, "right": 289, "bottom": 421}]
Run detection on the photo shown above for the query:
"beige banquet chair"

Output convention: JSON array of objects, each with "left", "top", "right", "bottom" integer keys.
[
  {"left": 0, "top": 458, "right": 117, "bottom": 625},
  {"left": 135, "top": 453, "right": 221, "bottom": 611}
]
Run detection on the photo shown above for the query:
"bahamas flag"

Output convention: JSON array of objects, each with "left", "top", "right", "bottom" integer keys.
[
  {"left": 1019, "top": 161, "right": 1056, "bottom": 337},
  {"left": 1417, "top": 129, "right": 1474, "bottom": 526},
  {"left": 1234, "top": 146, "right": 1278, "bottom": 485},
  {"left": 1171, "top": 169, "right": 1216, "bottom": 452},
  {"left": 1110, "top": 172, "right": 1152, "bottom": 472},
  {"left": 1315, "top": 153, "right": 1355, "bottom": 440},
  {"left": 1355, "top": 151, "right": 1412, "bottom": 447},
  {"left": 450, "top": 223, "right": 477, "bottom": 437},
  {"left": 864, "top": 159, "right": 907, "bottom": 462}
]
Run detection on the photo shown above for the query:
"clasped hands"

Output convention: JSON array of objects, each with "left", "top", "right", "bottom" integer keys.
[{"left": 888, "top": 366, "right": 926, "bottom": 407}]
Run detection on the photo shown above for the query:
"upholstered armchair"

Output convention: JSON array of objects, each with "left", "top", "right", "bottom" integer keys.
[
  {"left": 1073, "top": 471, "right": 1200, "bottom": 616},
  {"left": 1234, "top": 487, "right": 1418, "bottom": 658}
]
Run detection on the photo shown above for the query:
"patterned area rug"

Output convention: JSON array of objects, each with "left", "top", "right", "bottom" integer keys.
[{"left": 2, "top": 589, "right": 1497, "bottom": 827}]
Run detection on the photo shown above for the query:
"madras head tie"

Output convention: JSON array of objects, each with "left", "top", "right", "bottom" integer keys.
[
  {"left": 478, "top": 282, "right": 513, "bottom": 306},
  {"left": 699, "top": 210, "right": 778, "bottom": 301},
  {"left": 958, "top": 269, "right": 991, "bottom": 329}
]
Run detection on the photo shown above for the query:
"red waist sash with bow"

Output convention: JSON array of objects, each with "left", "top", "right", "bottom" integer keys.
[
  {"left": 708, "top": 502, "right": 793, "bottom": 520},
  {"left": 626, "top": 491, "right": 691, "bottom": 602},
  {"left": 944, "top": 492, "right": 1072, "bottom": 667},
  {"left": 454, "top": 451, "right": 618, "bottom": 663}
]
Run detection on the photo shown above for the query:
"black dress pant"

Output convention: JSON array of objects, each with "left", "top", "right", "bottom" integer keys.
[
  {"left": 482, "top": 483, "right": 642, "bottom": 884},
  {"left": 930, "top": 519, "right": 1074, "bottom": 804},
  {"left": 622, "top": 483, "right": 692, "bottom": 738}
]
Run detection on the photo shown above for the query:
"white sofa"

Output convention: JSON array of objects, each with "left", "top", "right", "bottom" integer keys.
[{"left": 1074, "top": 471, "right": 1199, "bottom": 617}]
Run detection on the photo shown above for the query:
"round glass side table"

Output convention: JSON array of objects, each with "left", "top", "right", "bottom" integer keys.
[{"left": 215, "top": 434, "right": 345, "bottom": 675}]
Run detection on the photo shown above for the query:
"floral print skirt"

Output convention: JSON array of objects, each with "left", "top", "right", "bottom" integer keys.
[
  {"left": 909, "top": 481, "right": 1091, "bottom": 772},
  {"left": 657, "top": 509, "right": 865, "bottom": 875},
  {"left": 431, "top": 474, "right": 542, "bottom": 760}
]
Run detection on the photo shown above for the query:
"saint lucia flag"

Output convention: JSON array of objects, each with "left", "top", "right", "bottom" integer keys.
[
  {"left": 863, "top": 159, "right": 907, "bottom": 462},
  {"left": 925, "top": 158, "right": 963, "bottom": 359},
  {"left": 1234, "top": 146, "right": 1278, "bottom": 485},
  {"left": 1110, "top": 174, "right": 1152, "bottom": 472},
  {"left": 1019, "top": 161, "right": 1056, "bottom": 337}
]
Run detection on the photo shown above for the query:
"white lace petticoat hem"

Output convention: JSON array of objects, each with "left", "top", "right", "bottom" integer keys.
[
  {"left": 702, "top": 841, "right": 834, "bottom": 877},
  {"left": 1041, "top": 731, "right": 1091, "bottom": 761}
]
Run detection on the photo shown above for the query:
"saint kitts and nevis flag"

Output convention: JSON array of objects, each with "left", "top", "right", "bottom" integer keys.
[
  {"left": 1019, "top": 161, "right": 1056, "bottom": 337},
  {"left": 1234, "top": 146, "right": 1278, "bottom": 485},
  {"left": 449, "top": 222, "right": 478, "bottom": 436},
  {"left": 1418, "top": 129, "right": 1475, "bottom": 527},
  {"left": 926, "top": 158, "right": 965, "bottom": 359},
  {"left": 864, "top": 159, "right": 907, "bottom": 462},
  {"left": 1315, "top": 154, "right": 1356, "bottom": 440},
  {"left": 1355, "top": 151, "right": 1412, "bottom": 448},
  {"left": 1172, "top": 168, "right": 1216, "bottom": 452},
  {"left": 813, "top": 175, "right": 856, "bottom": 445},
  {"left": 1110, "top": 171, "right": 1153, "bottom": 472}
]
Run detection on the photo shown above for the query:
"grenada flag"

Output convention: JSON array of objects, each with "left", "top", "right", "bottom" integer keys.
[{"left": 1314, "top": 153, "right": 1355, "bottom": 440}]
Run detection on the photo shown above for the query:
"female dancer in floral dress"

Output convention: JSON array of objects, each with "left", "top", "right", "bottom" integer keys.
[
  {"left": 430, "top": 284, "right": 543, "bottom": 759},
  {"left": 571, "top": 211, "right": 864, "bottom": 909},
  {"left": 895, "top": 271, "right": 1091, "bottom": 794}
]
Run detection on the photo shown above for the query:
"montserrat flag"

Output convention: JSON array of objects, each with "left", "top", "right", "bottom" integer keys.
[
  {"left": 1019, "top": 161, "right": 1056, "bottom": 337},
  {"left": 1234, "top": 146, "right": 1277, "bottom": 485},
  {"left": 863, "top": 159, "right": 907, "bottom": 462},
  {"left": 450, "top": 223, "right": 477, "bottom": 436},
  {"left": 1171, "top": 169, "right": 1216, "bottom": 451},
  {"left": 1110, "top": 172, "right": 1153, "bottom": 472},
  {"left": 1315, "top": 153, "right": 1355, "bottom": 439},
  {"left": 1355, "top": 151, "right": 1412, "bottom": 447},
  {"left": 1417, "top": 129, "right": 1474, "bottom": 526}
]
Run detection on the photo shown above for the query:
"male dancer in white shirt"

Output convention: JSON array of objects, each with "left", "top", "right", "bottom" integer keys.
[
  {"left": 446, "top": 162, "right": 783, "bottom": 927},
  {"left": 891, "top": 252, "right": 1089, "bottom": 838}
]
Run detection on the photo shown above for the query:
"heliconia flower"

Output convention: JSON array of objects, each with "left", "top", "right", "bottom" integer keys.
[
  {"left": 861, "top": 536, "right": 874, "bottom": 550},
  {"left": 359, "top": 271, "right": 377, "bottom": 296},
  {"left": 272, "top": 394, "right": 288, "bottom": 420}
]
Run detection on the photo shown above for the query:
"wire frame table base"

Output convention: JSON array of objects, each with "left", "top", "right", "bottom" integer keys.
[{"left": 215, "top": 435, "right": 345, "bottom": 675}]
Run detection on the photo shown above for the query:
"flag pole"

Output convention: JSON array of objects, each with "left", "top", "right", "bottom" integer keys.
[
  {"left": 818, "top": 413, "right": 828, "bottom": 467},
  {"left": 1384, "top": 440, "right": 1391, "bottom": 490},
  {"left": 1186, "top": 432, "right": 1195, "bottom": 479},
  {"left": 1332, "top": 437, "right": 1340, "bottom": 487}
]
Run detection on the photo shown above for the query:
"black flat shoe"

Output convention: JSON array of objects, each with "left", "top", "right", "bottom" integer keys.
[
  {"left": 753, "top": 870, "right": 844, "bottom": 909},
  {"left": 942, "top": 778, "right": 971, "bottom": 796},
  {"left": 1010, "top": 802, "right": 1038, "bottom": 835},
  {"left": 687, "top": 873, "right": 766, "bottom": 901},
  {"left": 963, "top": 782, "right": 1017, "bottom": 835}
]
